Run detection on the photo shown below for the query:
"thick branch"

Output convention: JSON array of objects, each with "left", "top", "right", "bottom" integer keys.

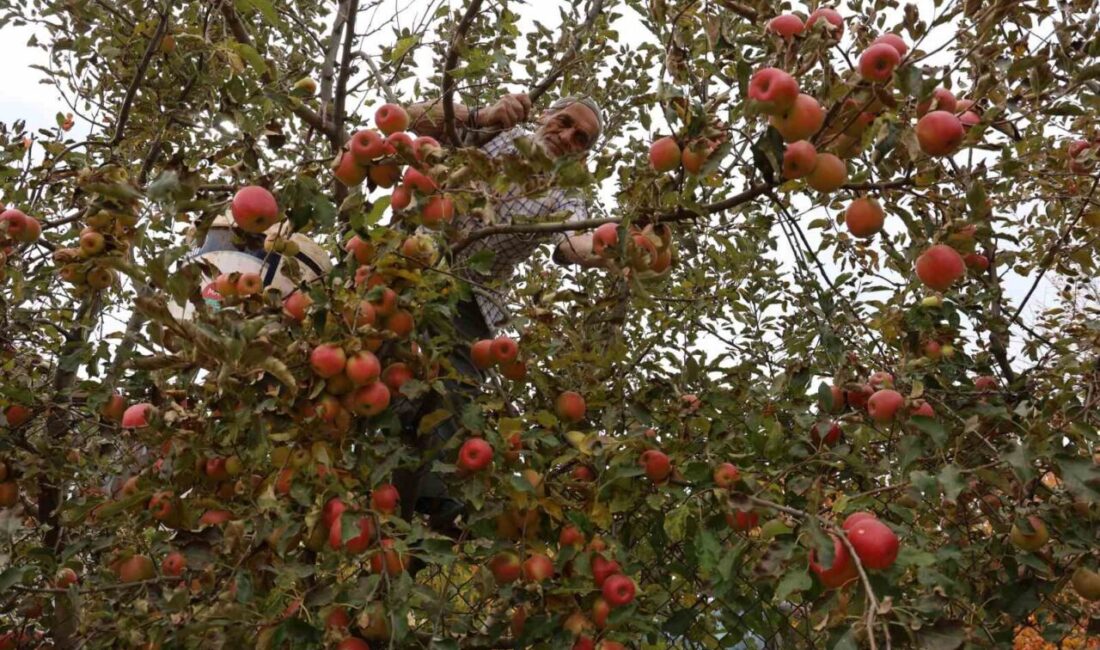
[
  {"left": 442, "top": 0, "right": 485, "bottom": 145},
  {"left": 333, "top": 0, "right": 359, "bottom": 147},
  {"left": 110, "top": 10, "right": 169, "bottom": 146}
]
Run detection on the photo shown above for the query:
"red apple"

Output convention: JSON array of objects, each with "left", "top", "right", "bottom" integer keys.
[
  {"left": 591, "top": 554, "right": 621, "bottom": 587},
  {"left": 413, "top": 136, "right": 442, "bottom": 162},
  {"left": 910, "top": 400, "right": 935, "bottom": 418},
  {"left": 100, "top": 393, "right": 127, "bottom": 422},
  {"left": 310, "top": 344, "right": 347, "bottom": 378},
  {"left": 845, "top": 197, "right": 884, "bottom": 238},
  {"left": 335, "top": 151, "right": 368, "bottom": 186},
  {"left": 917, "top": 88, "right": 958, "bottom": 116},
  {"left": 349, "top": 129, "right": 390, "bottom": 163},
  {"left": 1068, "top": 139, "right": 1095, "bottom": 174},
  {"left": 457, "top": 437, "right": 493, "bottom": 472},
  {"left": 649, "top": 136, "right": 682, "bottom": 172},
  {"left": 974, "top": 375, "right": 998, "bottom": 392},
  {"left": 560, "top": 525, "right": 585, "bottom": 547},
  {"left": 147, "top": 491, "right": 174, "bottom": 521},
  {"left": 491, "top": 336, "right": 519, "bottom": 364},
  {"left": 231, "top": 185, "right": 281, "bottom": 233},
  {"left": 767, "top": 14, "right": 804, "bottom": 38},
  {"left": 374, "top": 103, "right": 410, "bottom": 135},
  {"left": 859, "top": 43, "right": 901, "bottom": 82},
  {"left": 384, "top": 309, "right": 414, "bottom": 338},
  {"left": 382, "top": 362, "right": 414, "bottom": 393},
  {"left": 500, "top": 360, "right": 527, "bottom": 381},
  {"left": 770, "top": 93, "right": 824, "bottom": 142},
  {"left": 370, "top": 484, "right": 399, "bottom": 514},
  {"left": 349, "top": 382, "right": 391, "bottom": 417},
  {"left": 116, "top": 555, "right": 155, "bottom": 583},
  {"left": 556, "top": 391, "right": 586, "bottom": 422},
  {"left": 236, "top": 272, "right": 262, "bottom": 296},
  {"left": 421, "top": 195, "right": 454, "bottom": 228},
  {"left": 842, "top": 511, "right": 877, "bottom": 531},
  {"left": 323, "top": 497, "right": 347, "bottom": 528},
  {"left": 390, "top": 184, "right": 413, "bottom": 211},
  {"left": 403, "top": 167, "right": 437, "bottom": 193},
  {"left": 806, "top": 153, "right": 848, "bottom": 192},
  {"left": 522, "top": 553, "right": 554, "bottom": 582},
  {"left": 601, "top": 574, "right": 636, "bottom": 608},
  {"left": 489, "top": 551, "right": 522, "bottom": 584},
  {"left": 867, "top": 389, "right": 904, "bottom": 423},
  {"left": 368, "top": 164, "right": 402, "bottom": 188},
  {"left": 283, "top": 291, "right": 312, "bottom": 321},
  {"left": 386, "top": 131, "right": 414, "bottom": 156},
  {"left": 336, "top": 639, "right": 370, "bottom": 650},
  {"left": 847, "top": 518, "right": 899, "bottom": 569},
  {"left": 161, "top": 551, "right": 186, "bottom": 577},
  {"left": 964, "top": 253, "right": 989, "bottom": 271},
  {"left": 809, "top": 535, "right": 858, "bottom": 589},
  {"left": 916, "top": 111, "right": 965, "bottom": 157},
  {"left": 640, "top": 449, "right": 671, "bottom": 482},
  {"left": 3, "top": 405, "right": 31, "bottom": 428},
  {"left": 748, "top": 68, "right": 799, "bottom": 115},
  {"left": 79, "top": 230, "right": 106, "bottom": 256},
  {"left": 915, "top": 244, "right": 966, "bottom": 291},
  {"left": 805, "top": 7, "right": 844, "bottom": 38},
  {"left": 872, "top": 33, "right": 908, "bottom": 56},
  {"left": 868, "top": 371, "right": 894, "bottom": 390},
  {"left": 0, "top": 209, "right": 41, "bottom": 243},
  {"left": 726, "top": 509, "right": 760, "bottom": 531},
  {"left": 811, "top": 421, "right": 842, "bottom": 446},
  {"left": 592, "top": 223, "right": 619, "bottom": 255},
  {"left": 345, "top": 235, "right": 374, "bottom": 265},
  {"left": 121, "top": 403, "right": 154, "bottom": 428},
  {"left": 346, "top": 351, "right": 382, "bottom": 385},
  {"left": 713, "top": 462, "right": 740, "bottom": 488},
  {"left": 782, "top": 140, "right": 818, "bottom": 179},
  {"left": 591, "top": 597, "right": 610, "bottom": 629}
]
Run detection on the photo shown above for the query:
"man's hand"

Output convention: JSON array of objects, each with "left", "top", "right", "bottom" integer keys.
[{"left": 476, "top": 93, "right": 531, "bottom": 130}]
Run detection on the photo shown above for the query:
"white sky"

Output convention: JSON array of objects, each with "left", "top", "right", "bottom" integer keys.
[{"left": 0, "top": 1, "right": 1064, "bottom": 371}]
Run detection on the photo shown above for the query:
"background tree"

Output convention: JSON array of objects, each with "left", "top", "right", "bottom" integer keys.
[{"left": 1, "top": 1, "right": 1098, "bottom": 648}]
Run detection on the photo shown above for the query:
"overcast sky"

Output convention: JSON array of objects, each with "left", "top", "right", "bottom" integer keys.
[{"left": 0, "top": 2, "right": 1063, "bottom": 369}]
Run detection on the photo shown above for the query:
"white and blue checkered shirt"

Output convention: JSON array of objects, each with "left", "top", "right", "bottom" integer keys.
[{"left": 454, "top": 127, "right": 589, "bottom": 329}]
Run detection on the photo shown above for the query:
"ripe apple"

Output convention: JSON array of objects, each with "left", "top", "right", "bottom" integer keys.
[
  {"left": 782, "top": 140, "right": 817, "bottom": 179},
  {"left": 1068, "top": 139, "right": 1095, "bottom": 174},
  {"left": 349, "top": 382, "right": 391, "bottom": 417},
  {"left": 213, "top": 273, "right": 238, "bottom": 298},
  {"left": 413, "top": 136, "right": 442, "bottom": 162},
  {"left": 0, "top": 481, "right": 17, "bottom": 507},
  {"left": 336, "top": 638, "right": 370, "bottom": 650},
  {"left": 681, "top": 142, "right": 711, "bottom": 174},
  {"left": 640, "top": 449, "right": 671, "bottom": 482},
  {"left": 54, "top": 568, "right": 78, "bottom": 589},
  {"left": 601, "top": 574, "right": 636, "bottom": 608},
  {"left": 648, "top": 136, "right": 681, "bottom": 172},
  {"left": 161, "top": 551, "right": 186, "bottom": 577},
  {"left": 326, "top": 607, "right": 350, "bottom": 630},
  {"left": 500, "top": 360, "right": 527, "bottom": 381},
  {"left": 346, "top": 351, "right": 382, "bottom": 385},
  {"left": 421, "top": 195, "right": 454, "bottom": 228},
  {"left": 384, "top": 310, "right": 414, "bottom": 338},
  {"left": 964, "top": 253, "right": 989, "bottom": 271},
  {"left": 311, "top": 344, "right": 347, "bottom": 378},
  {"left": 236, "top": 272, "right": 262, "bottom": 296},
  {"left": 470, "top": 339, "right": 495, "bottom": 369},
  {"left": 916, "top": 111, "right": 965, "bottom": 157},
  {"left": 805, "top": 7, "right": 844, "bottom": 38},
  {"left": 845, "top": 197, "right": 885, "bottom": 238},
  {"left": 806, "top": 153, "right": 848, "bottom": 192},
  {"left": 116, "top": 554, "right": 155, "bottom": 583},
  {"left": 867, "top": 389, "right": 904, "bottom": 423},
  {"left": 370, "top": 539, "right": 408, "bottom": 575},
  {"left": 334, "top": 151, "right": 368, "bottom": 186},
  {"left": 591, "top": 597, "right": 610, "bottom": 629},
  {"left": 99, "top": 393, "right": 127, "bottom": 422},
  {"left": 872, "top": 33, "right": 908, "bottom": 56},
  {"left": 591, "top": 554, "right": 621, "bottom": 587},
  {"left": 713, "top": 462, "right": 740, "bottom": 488},
  {"left": 345, "top": 235, "right": 374, "bottom": 265},
  {"left": 808, "top": 535, "right": 858, "bottom": 589},
  {"left": 369, "top": 287, "right": 398, "bottom": 317},
  {"left": 333, "top": 516, "right": 377, "bottom": 554},
  {"left": 0, "top": 209, "right": 41, "bottom": 243},
  {"left": 767, "top": 14, "right": 804, "bottom": 38},
  {"left": 489, "top": 551, "right": 522, "bottom": 584},
  {"left": 382, "top": 363, "right": 414, "bottom": 393},
  {"left": 231, "top": 185, "right": 281, "bottom": 233},
  {"left": 4, "top": 404, "right": 31, "bottom": 428},
  {"left": 770, "top": 93, "right": 824, "bottom": 142},
  {"left": 1009, "top": 515, "right": 1049, "bottom": 551},
  {"left": 915, "top": 244, "right": 966, "bottom": 291},
  {"left": 147, "top": 491, "right": 174, "bottom": 521},
  {"left": 387, "top": 132, "right": 414, "bottom": 156},
  {"left": 79, "top": 230, "right": 106, "bottom": 256},
  {"left": 121, "top": 403, "right": 153, "bottom": 428},
  {"left": 491, "top": 336, "right": 519, "bottom": 364},
  {"left": 811, "top": 421, "right": 842, "bottom": 446},
  {"left": 842, "top": 511, "right": 877, "bottom": 531},
  {"left": 370, "top": 483, "right": 399, "bottom": 514},
  {"left": 592, "top": 223, "right": 619, "bottom": 255},
  {"left": 868, "top": 371, "right": 894, "bottom": 390},
  {"left": 556, "top": 391, "right": 587, "bottom": 422},
  {"left": 368, "top": 164, "right": 402, "bottom": 188},
  {"left": 847, "top": 518, "right": 900, "bottom": 569},
  {"left": 283, "top": 291, "right": 312, "bottom": 321},
  {"left": 391, "top": 184, "right": 412, "bottom": 210},
  {"left": 726, "top": 509, "right": 759, "bottom": 531},
  {"left": 403, "top": 167, "right": 437, "bottom": 193},
  {"left": 572, "top": 465, "right": 595, "bottom": 482},
  {"left": 85, "top": 265, "right": 115, "bottom": 290},
  {"left": 1071, "top": 567, "right": 1100, "bottom": 601},
  {"left": 457, "top": 437, "right": 493, "bottom": 472},
  {"left": 859, "top": 43, "right": 901, "bottom": 82},
  {"left": 349, "top": 129, "right": 389, "bottom": 163},
  {"left": 748, "top": 67, "right": 799, "bottom": 115},
  {"left": 910, "top": 400, "right": 935, "bottom": 418},
  {"left": 959, "top": 110, "right": 980, "bottom": 128},
  {"left": 523, "top": 553, "right": 554, "bottom": 582},
  {"left": 974, "top": 375, "right": 998, "bottom": 392},
  {"left": 374, "top": 103, "right": 410, "bottom": 135},
  {"left": 916, "top": 88, "right": 958, "bottom": 116},
  {"left": 560, "top": 525, "right": 585, "bottom": 547}
]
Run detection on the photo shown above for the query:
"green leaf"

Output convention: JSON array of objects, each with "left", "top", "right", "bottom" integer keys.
[
  {"left": 662, "top": 608, "right": 696, "bottom": 636},
  {"left": 389, "top": 36, "right": 419, "bottom": 63},
  {"left": 0, "top": 565, "right": 32, "bottom": 592},
  {"left": 467, "top": 249, "right": 495, "bottom": 276},
  {"left": 229, "top": 42, "right": 267, "bottom": 74},
  {"left": 774, "top": 569, "right": 812, "bottom": 601},
  {"left": 937, "top": 464, "right": 965, "bottom": 502},
  {"left": 237, "top": 0, "right": 283, "bottom": 27},
  {"left": 664, "top": 505, "right": 690, "bottom": 542}
]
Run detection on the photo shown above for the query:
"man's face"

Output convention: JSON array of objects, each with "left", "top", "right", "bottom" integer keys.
[{"left": 534, "top": 102, "right": 600, "bottom": 158}]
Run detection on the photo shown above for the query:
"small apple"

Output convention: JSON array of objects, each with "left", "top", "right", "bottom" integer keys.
[
  {"left": 349, "top": 382, "right": 391, "bottom": 417},
  {"left": 847, "top": 518, "right": 900, "bottom": 569},
  {"left": 1009, "top": 515, "right": 1049, "bottom": 552},
  {"left": 805, "top": 7, "right": 844, "bottom": 38},
  {"left": 470, "top": 339, "right": 495, "bottom": 369},
  {"left": 601, "top": 574, "right": 636, "bottom": 608},
  {"left": 374, "top": 103, "right": 410, "bottom": 135},
  {"left": 916, "top": 88, "right": 958, "bottom": 116},
  {"left": 121, "top": 403, "right": 154, "bottom": 428},
  {"left": 346, "top": 351, "right": 382, "bottom": 385},
  {"left": 236, "top": 272, "right": 262, "bottom": 296},
  {"left": 457, "top": 437, "right": 493, "bottom": 472},
  {"left": 555, "top": 391, "right": 586, "bottom": 422},
  {"left": 489, "top": 551, "right": 522, "bottom": 584},
  {"left": 421, "top": 195, "right": 454, "bottom": 228},
  {"left": 808, "top": 535, "right": 858, "bottom": 589},
  {"left": 310, "top": 344, "right": 347, "bottom": 378},
  {"left": 867, "top": 389, "right": 904, "bottom": 423},
  {"left": 916, "top": 111, "right": 965, "bottom": 157},
  {"left": 858, "top": 43, "right": 901, "bottom": 82},
  {"left": 770, "top": 93, "right": 824, "bottom": 142},
  {"left": 283, "top": 291, "right": 312, "bottom": 321},
  {"left": 713, "top": 462, "right": 740, "bottom": 487},
  {"left": 872, "top": 33, "right": 908, "bottom": 56},
  {"left": 748, "top": 68, "right": 799, "bottom": 115},
  {"left": 640, "top": 449, "right": 671, "bottom": 482},
  {"left": 806, "top": 153, "right": 848, "bottom": 193},
  {"left": 915, "top": 244, "right": 966, "bottom": 291},
  {"left": 648, "top": 136, "right": 682, "bottom": 172},
  {"left": 491, "top": 336, "right": 519, "bottom": 364},
  {"left": 767, "top": 14, "right": 804, "bottom": 38},
  {"left": 161, "top": 551, "right": 186, "bottom": 577},
  {"left": 522, "top": 553, "right": 554, "bottom": 582},
  {"left": 231, "top": 185, "right": 281, "bottom": 233},
  {"left": 370, "top": 483, "right": 399, "bottom": 514},
  {"left": 845, "top": 197, "right": 885, "bottom": 238},
  {"left": 782, "top": 140, "right": 818, "bottom": 179}
]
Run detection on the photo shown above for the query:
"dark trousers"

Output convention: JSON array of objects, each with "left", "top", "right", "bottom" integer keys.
[{"left": 393, "top": 298, "right": 490, "bottom": 537}]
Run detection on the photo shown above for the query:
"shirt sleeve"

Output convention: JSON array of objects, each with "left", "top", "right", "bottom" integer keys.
[{"left": 550, "top": 194, "right": 589, "bottom": 248}]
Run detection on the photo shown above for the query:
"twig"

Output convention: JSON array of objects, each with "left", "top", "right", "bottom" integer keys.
[
  {"left": 109, "top": 9, "right": 170, "bottom": 146},
  {"left": 442, "top": 0, "right": 485, "bottom": 145},
  {"left": 11, "top": 576, "right": 185, "bottom": 595},
  {"left": 359, "top": 52, "right": 399, "bottom": 103},
  {"left": 528, "top": 0, "right": 608, "bottom": 104}
]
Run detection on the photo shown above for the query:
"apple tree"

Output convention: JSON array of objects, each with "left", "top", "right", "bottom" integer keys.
[{"left": 1, "top": 0, "right": 1098, "bottom": 648}]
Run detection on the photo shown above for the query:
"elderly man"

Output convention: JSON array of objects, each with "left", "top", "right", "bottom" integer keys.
[{"left": 391, "top": 94, "right": 606, "bottom": 534}]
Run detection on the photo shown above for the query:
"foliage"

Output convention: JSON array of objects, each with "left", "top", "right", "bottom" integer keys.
[{"left": 1, "top": 0, "right": 1098, "bottom": 648}]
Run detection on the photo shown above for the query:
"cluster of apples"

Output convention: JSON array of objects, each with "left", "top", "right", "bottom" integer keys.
[
  {"left": 647, "top": 135, "right": 721, "bottom": 176},
  {"left": 1067, "top": 138, "right": 1098, "bottom": 174},
  {"left": 0, "top": 205, "right": 41, "bottom": 283},
  {"left": 336, "top": 104, "right": 454, "bottom": 229},
  {"left": 810, "top": 511, "right": 900, "bottom": 588},
  {"left": 591, "top": 222, "right": 675, "bottom": 277},
  {"left": 821, "top": 371, "right": 932, "bottom": 440},
  {"left": 470, "top": 335, "right": 527, "bottom": 380}
]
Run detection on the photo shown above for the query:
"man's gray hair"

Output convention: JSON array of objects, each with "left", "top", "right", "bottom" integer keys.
[{"left": 547, "top": 95, "right": 604, "bottom": 141}]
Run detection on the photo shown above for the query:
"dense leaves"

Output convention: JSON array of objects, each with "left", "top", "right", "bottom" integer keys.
[{"left": 1, "top": 1, "right": 1098, "bottom": 649}]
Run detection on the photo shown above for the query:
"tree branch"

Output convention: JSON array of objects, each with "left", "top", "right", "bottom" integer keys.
[
  {"left": 442, "top": 0, "right": 485, "bottom": 145},
  {"left": 333, "top": 0, "right": 360, "bottom": 147},
  {"left": 528, "top": 0, "right": 608, "bottom": 104},
  {"left": 109, "top": 9, "right": 169, "bottom": 146}
]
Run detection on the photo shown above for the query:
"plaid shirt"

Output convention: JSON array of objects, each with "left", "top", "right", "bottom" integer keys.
[{"left": 453, "top": 127, "right": 589, "bottom": 329}]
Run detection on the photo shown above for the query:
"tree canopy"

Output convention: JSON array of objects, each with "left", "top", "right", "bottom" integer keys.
[{"left": 0, "top": 1, "right": 1098, "bottom": 648}]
